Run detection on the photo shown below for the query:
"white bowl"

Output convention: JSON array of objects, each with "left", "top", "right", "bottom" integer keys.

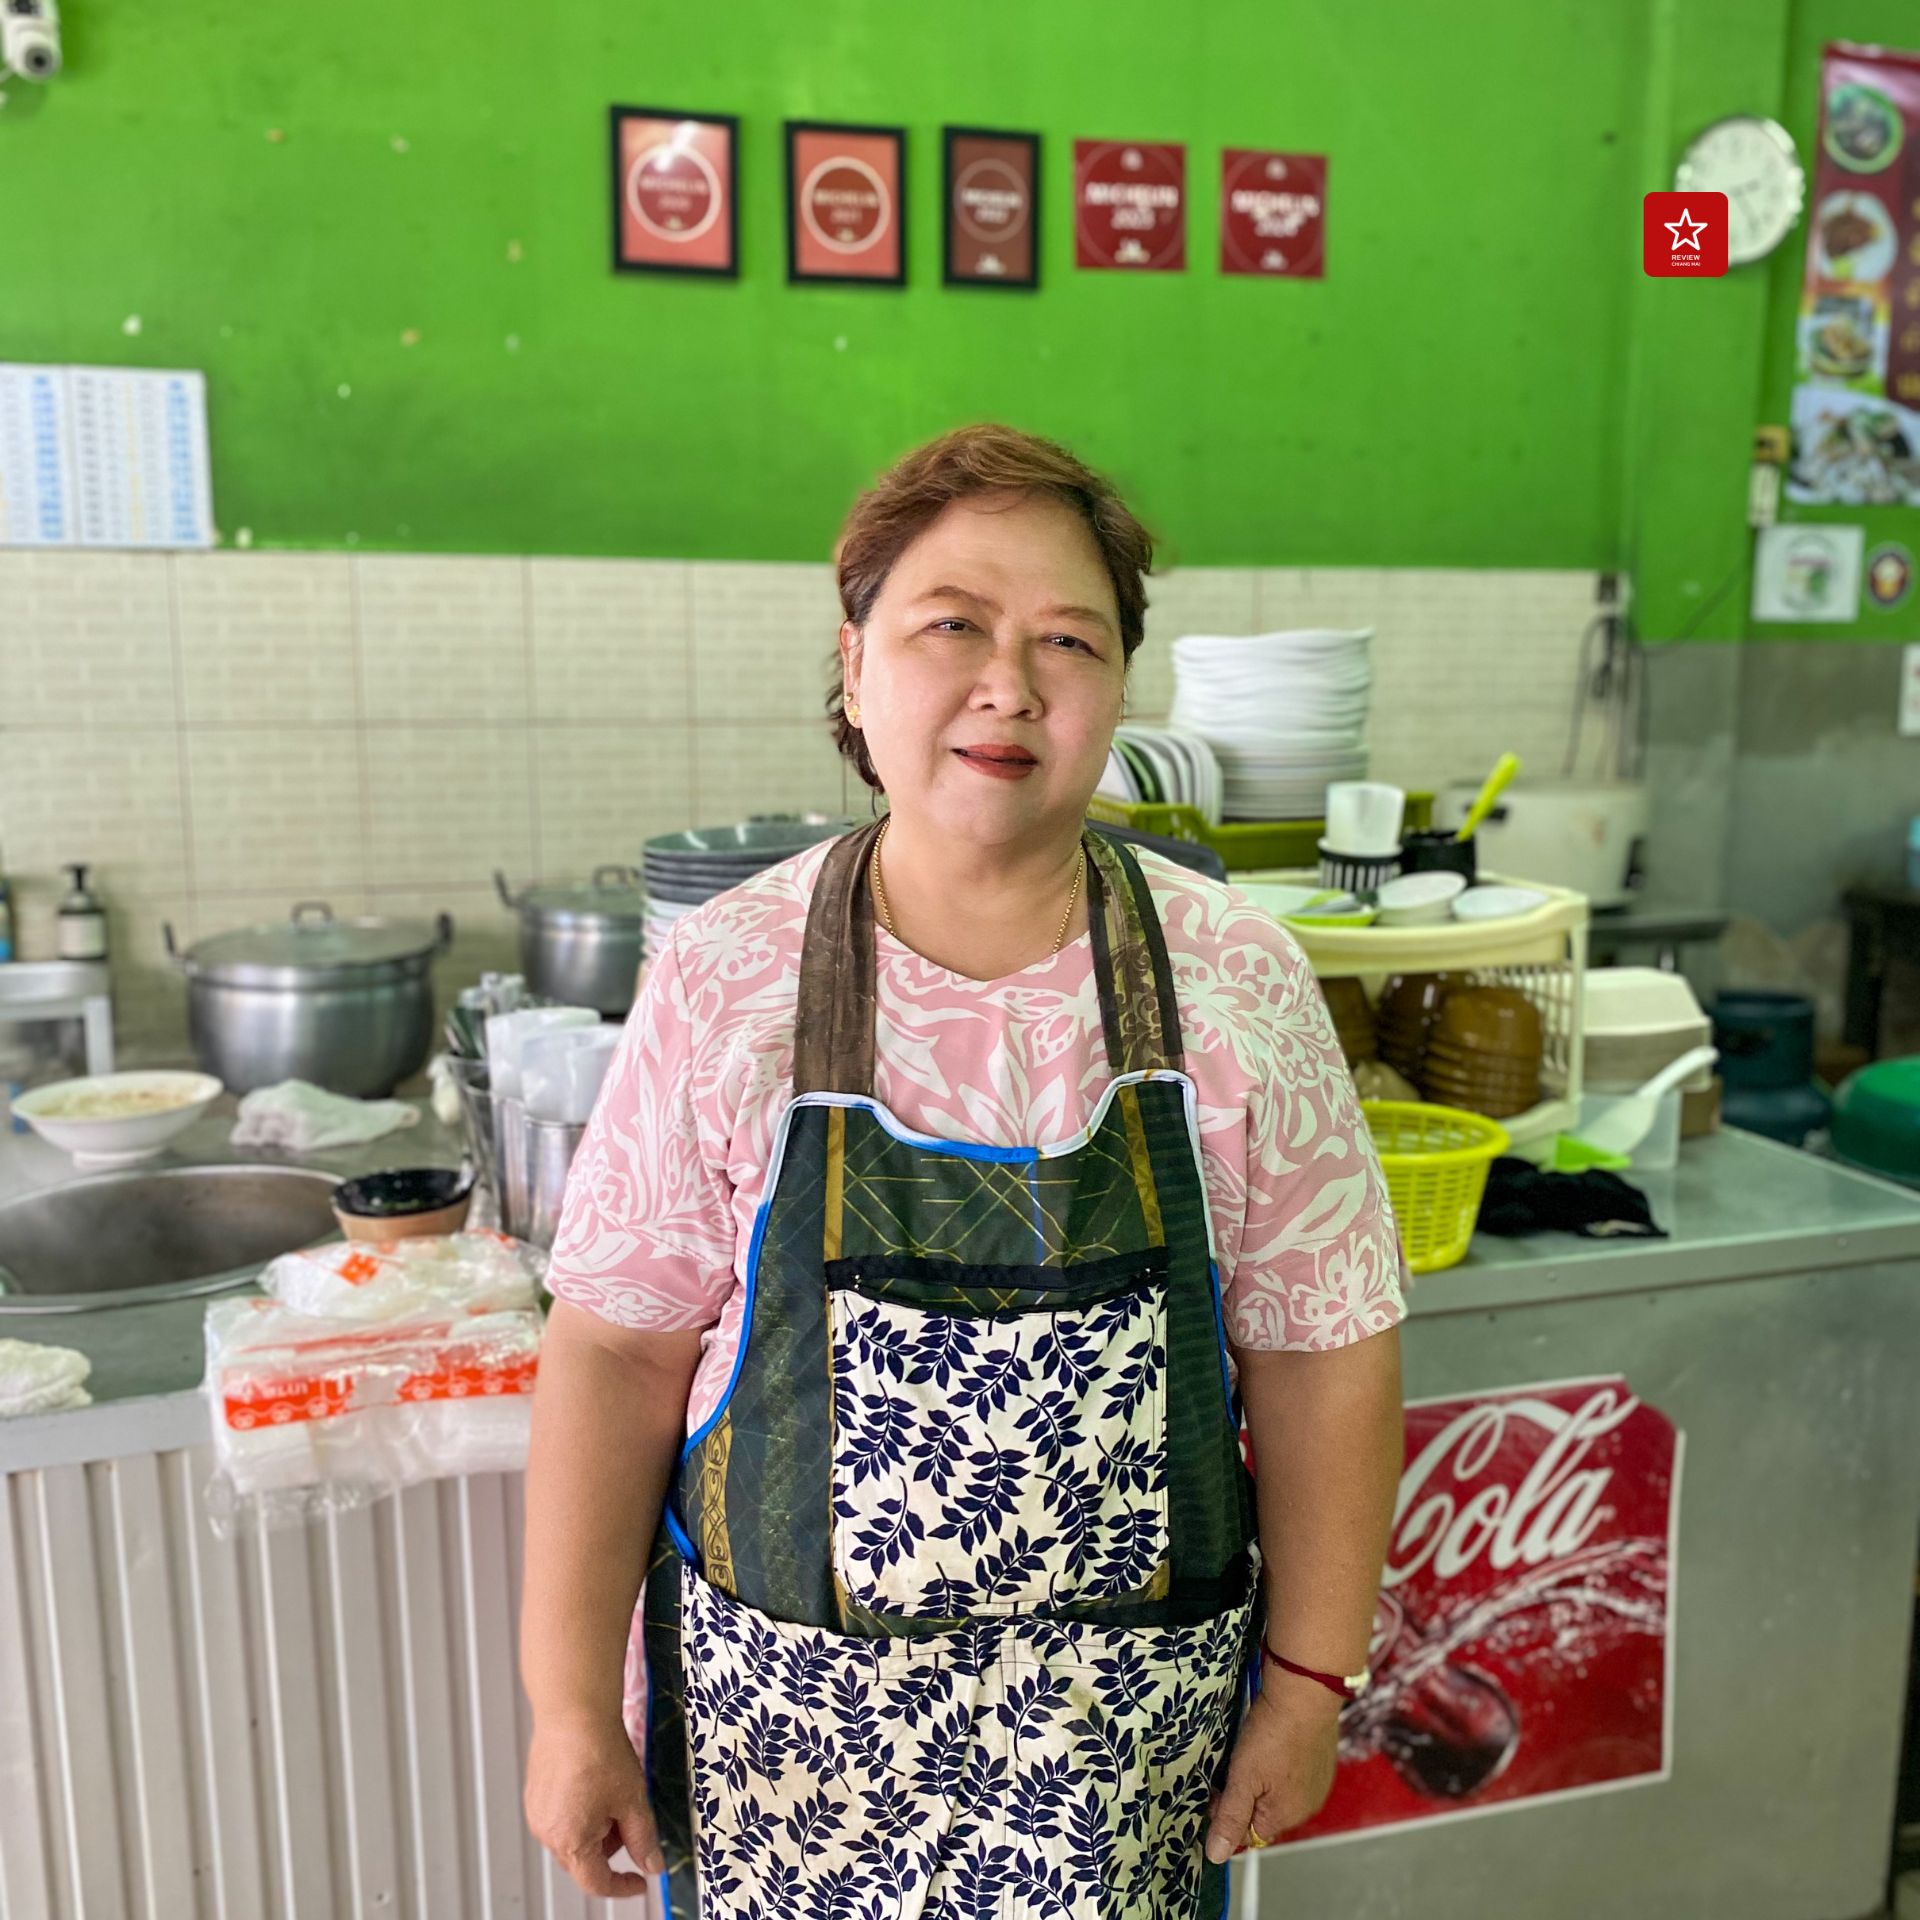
[
  {"left": 1452, "top": 884, "right": 1549, "bottom": 924},
  {"left": 1375, "top": 871, "right": 1468, "bottom": 914},
  {"left": 1377, "top": 899, "right": 1458, "bottom": 928},
  {"left": 11, "top": 1071, "right": 224, "bottom": 1169}
]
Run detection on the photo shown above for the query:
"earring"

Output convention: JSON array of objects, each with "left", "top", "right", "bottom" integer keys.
[{"left": 846, "top": 701, "right": 862, "bottom": 726}]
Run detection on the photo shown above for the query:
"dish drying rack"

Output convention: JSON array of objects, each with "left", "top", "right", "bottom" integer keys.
[{"left": 1244, "top": 870, "right": 1591, "bottom": 1157}]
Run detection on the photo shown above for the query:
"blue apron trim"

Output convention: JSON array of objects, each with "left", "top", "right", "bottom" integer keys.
[
  {"left": 1208, "top": 1257, "right": 1236, "bottom": 1411},
  {"left": 662, "top": 1504, "right": 696, "bottom": 1563}
]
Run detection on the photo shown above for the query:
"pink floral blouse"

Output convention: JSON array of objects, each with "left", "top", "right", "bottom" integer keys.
[{"left": 547, "top": 839, "right": 1406, "bottom": 1432}]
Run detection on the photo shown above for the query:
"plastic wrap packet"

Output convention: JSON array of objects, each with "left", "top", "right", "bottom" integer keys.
[
  {"left": 258, "top": 1228, "right": 542, "bottom": 1323},
  {"left": 202, "top": 1298, "right": 541, "bottom": 1538}
]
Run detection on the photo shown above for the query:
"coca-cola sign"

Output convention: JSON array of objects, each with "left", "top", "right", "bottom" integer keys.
[{"left": 1285, "top": 1375, "right": 1680, "bottom": 1844}]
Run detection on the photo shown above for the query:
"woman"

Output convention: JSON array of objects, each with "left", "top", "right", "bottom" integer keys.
[{"left": 522, "top": 424, "right": 1405, "bottom": 1917}]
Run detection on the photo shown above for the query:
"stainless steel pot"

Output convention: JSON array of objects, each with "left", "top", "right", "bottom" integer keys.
[
  {"left": 495, "top": 866, "right": 645, "bottom": 1017},
  {"left": 165, "top": 901, "right": 453, "bottom": 1097}
]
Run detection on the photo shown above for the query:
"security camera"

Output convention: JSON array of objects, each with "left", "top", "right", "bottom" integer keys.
[{"left": 3, "top": 0, "right": 61, "bottom": 81}]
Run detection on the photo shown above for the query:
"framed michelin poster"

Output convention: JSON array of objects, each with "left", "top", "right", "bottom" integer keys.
[
  {"left": 611, "top": 105, "right": 738, "bottom": 278},
  {"left": 787, "top": 120, "right": 907, "bottom": 286}
]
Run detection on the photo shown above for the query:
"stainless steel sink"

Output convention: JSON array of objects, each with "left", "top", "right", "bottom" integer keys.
[{"left": 0, "top": 1164, "right": 342, "bottom": 1312}]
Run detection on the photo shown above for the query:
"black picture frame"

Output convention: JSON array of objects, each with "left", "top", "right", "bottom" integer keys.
[
  {"left": 785, "top": 119, "right": 908, "bottom": 287},
  {"left": 610, "top": 104, "right": 740, "bottom": 280},
  {"left": 942, "top": 125, "right": 1041, "bottom": 290}
]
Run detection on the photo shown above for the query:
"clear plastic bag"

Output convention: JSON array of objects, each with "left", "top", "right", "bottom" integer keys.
[{"left": 202, "top": 1232, "right": 545, "bottom": 1538}]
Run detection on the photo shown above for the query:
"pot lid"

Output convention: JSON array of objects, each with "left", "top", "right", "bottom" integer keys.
[
  {"left": 505, "top": 865, "right": 647, "bottom": 928},
  {"left": 179, "top": 902, "right": 448, "bottom": 984}
]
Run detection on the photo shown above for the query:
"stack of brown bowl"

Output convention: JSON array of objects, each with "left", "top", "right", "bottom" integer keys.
[
  {"left": 1375, "top": 973, "right": 1461, "bottom": 1082},
  {"left": 1419, "top": 985, "right": 1543, "bottom": 1119},
  {"left": 1321, "top": 977, "right": 1377, "bottom": 1068}
]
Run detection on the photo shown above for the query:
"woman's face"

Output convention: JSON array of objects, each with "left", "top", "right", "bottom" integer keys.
[{"left": 841, "top": 492, "right": 1127, "bottom": 846}]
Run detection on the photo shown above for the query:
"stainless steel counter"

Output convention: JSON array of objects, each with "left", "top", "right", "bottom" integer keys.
[{"left": 0, "top": 1097, "right": 465, "bottom": 1467}]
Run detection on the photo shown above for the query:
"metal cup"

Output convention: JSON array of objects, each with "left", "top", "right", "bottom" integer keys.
[
  {"left": 493, "top": 1092, "right": 530, "bottom": 1237},
  {"left": 445, "top": 1056, "right": 494, "bottom": 1168},
  {"left": 523, "top": 1113, "right": 587, "bottom": 1251}
]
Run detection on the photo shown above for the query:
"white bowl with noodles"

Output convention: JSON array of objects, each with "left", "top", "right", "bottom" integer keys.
[{"left": 10, "top": 1070, "right": 224, "bottom": 1169}]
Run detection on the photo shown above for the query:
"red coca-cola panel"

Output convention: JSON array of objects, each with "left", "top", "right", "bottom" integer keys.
[{"left": 1284, "top": 1375, "right": 1680, "bottom": 1844}]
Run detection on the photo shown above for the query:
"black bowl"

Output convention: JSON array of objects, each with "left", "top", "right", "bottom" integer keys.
[
  {"left": 1398, "top": 830, "right": 1478, "bottom": 882},
  {"left": 332, "top": 1166, "right": 476, "bottom": 1220}
]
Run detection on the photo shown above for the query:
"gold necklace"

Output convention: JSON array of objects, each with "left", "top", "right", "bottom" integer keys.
[{"left": 870, "top": 817, "right": 1085, "bottom": 958}]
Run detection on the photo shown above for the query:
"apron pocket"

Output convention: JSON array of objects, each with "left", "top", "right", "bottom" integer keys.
[{"left": 828, "top": 1279, "right": 1170, "bottom": 1619}]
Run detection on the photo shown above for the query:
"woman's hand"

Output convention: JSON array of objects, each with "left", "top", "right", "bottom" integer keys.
[
  {"left": 1204, "top": 1679, "right": 1342, "bottom": 1862},
  {"left": 524, "top": 1711, "right": 665, "bottom": 1899}
]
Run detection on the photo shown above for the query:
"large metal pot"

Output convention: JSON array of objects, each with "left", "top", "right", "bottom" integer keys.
[
  {"left": 495, "top": 866, "right": 645, "bottom": 1017},
  {"left": 165, "top": 901, "right": 453, "bottom": 1097}
]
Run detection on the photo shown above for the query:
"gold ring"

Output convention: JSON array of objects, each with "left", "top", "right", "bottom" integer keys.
[{"left": 1247, "top": 1828, "right": 1266, "bottom": 1850}]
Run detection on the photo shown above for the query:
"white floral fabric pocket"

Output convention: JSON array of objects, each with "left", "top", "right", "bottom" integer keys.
[{"left": 827, "top": 1282, "right": 1170, "bottom": 1618}]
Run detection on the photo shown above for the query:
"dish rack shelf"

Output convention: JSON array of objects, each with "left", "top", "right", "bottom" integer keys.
[
  {"left": 1085, "top": 793, "right": 1434, "bottom": 871},
  {"left": 1244, "top": 870, "right": 1591, "bottom": 1157}
]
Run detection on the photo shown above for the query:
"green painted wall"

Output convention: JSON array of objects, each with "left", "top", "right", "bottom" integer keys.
[
  {"left": 2, "top": 0, "right": 1644, "bottom": 569},
  {"left": 0, "top": 0, "right": 1914, "bottom": 642}
]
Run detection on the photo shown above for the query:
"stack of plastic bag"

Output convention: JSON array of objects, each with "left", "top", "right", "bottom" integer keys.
[{"left": 203, "top": 1231, "right": 543, "bottom": 1535}]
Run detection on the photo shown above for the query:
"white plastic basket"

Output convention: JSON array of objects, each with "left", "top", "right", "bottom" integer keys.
[{"left": 1241, "top": 870, "right": 1590, "bottom": 1154}]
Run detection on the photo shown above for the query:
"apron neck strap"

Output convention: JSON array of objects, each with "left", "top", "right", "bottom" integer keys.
[{"left": 792, "top": 819, "right": 1183, "bottom": 1098}]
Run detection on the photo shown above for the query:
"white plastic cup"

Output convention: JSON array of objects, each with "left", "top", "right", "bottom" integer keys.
[{"left": 1325, "top": 782, "right": 1405, "bottom": 856}]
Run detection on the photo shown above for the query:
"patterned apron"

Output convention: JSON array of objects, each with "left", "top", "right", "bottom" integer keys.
[{"left": 639, "top": 821, "right": 1261, "bottom": 1919}]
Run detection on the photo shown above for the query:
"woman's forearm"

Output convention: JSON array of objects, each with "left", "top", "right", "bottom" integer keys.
[
  {"left": 519, "top": 1304, "right": 703, "bottom": 1734},
  {"left": 1235, "top": 1327, "right": 1403, "bottom": 1678}
]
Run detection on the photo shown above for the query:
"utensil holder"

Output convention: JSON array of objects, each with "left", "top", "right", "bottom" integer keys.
[
  {"left": 1396, "top": 831, "right": 1478, "bottom": 883},
  {"left": 1318, "top": 841, "right": 1401, "bottom": 893}
]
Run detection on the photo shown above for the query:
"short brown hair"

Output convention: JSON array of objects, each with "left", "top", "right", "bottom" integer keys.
[{"left": 827, "top": 424, "right": 1154, "bottom": 791}]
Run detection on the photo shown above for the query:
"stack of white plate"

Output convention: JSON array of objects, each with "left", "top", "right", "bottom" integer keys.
[
  {"left": 641, "top": 815, "right": 850, "bottom": 956},
  {"left": 1096, "top": 724, "right": 1224, "bottom": 824},
  {"left": 1169, "top": 629, "right": 1373, "bottom": 820}
]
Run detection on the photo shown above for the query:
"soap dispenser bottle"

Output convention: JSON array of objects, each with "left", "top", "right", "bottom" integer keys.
[{"left": 57, "top": 863, "right": 108, "bottom": 962}]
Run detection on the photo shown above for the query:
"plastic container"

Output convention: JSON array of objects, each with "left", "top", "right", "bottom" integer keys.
[
  {"left": 1320, "top": 843, "right": 1401, "bottom": 893},
  {"left": 1583, "top": 968, "right": 1712, "bottom": 1092},
  {"left": 1361, "top": 1100, "right": 1510, "bottom": 1273},
  {"left": 1576, "top": 1086, "right": 1682, "bottom": 1171}
]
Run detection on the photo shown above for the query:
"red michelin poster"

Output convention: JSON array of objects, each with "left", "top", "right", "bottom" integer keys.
[
  {"left": 1074, "top": 139, "right": 1185, "bottom": 271},
  {"left": 1284, "top": 1374, "right": 1681, "bottom": 1845}
]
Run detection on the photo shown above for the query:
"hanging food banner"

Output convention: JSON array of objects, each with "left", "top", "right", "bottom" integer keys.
[
  {"left": 1074, "top": 140, "right": 1185, "bottom": 271},
  {"left": 1281, "top": 1375, "right": 1681, "bottom": 1847},
  {"left": 944, "top": 127, "right": 1040, "bottom": 288},
  {"left": 1789, "top": 42, "right": 1920, "bottom": 504},
  {"left": 1220, "top": 150, "right": 1327, "bottom": 278},
  {"left": 610, "top": 107, "right": 738, "bottom": 278},
  {"left": 786, "top": 121, "right": 907, "bottom": 286}
]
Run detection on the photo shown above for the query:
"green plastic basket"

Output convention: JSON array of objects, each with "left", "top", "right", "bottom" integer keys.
[{"left": 1085, "top": 792, "right": 1434, "bottom": 872}]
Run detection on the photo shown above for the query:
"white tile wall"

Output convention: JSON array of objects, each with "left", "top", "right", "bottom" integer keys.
[
  {"left": 173, "top": 554, "right": 358, "bottom": 726},
  {"left": 0, "top": 548, "right": 1602, "bottom": 1055}
]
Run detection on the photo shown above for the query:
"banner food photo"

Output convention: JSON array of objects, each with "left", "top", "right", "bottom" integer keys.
[
  {"left": 1789, "top": 42, "right": 1920, "bottom": 504},
  {"left": 1282, "top": 1376, "right": 1682, "bottom": 1845}
]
